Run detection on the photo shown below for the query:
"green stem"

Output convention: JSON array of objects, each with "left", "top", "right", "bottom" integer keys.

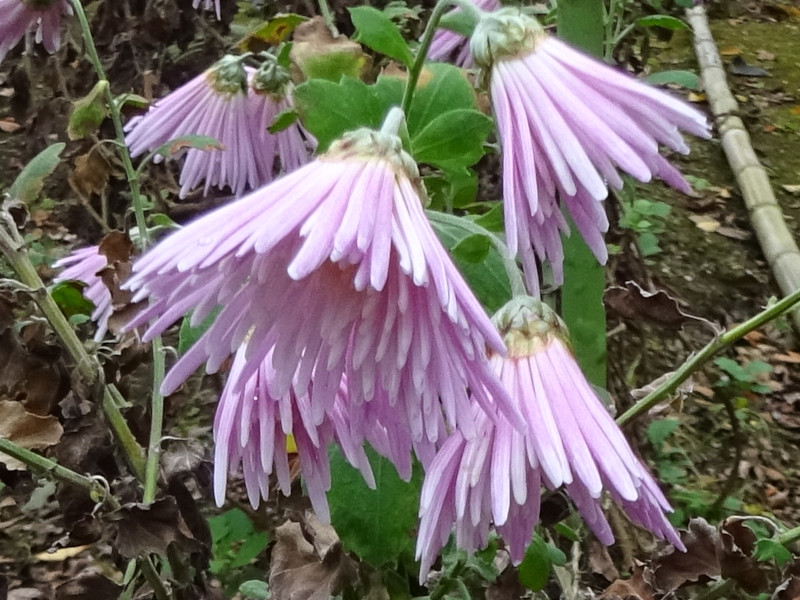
[
  {"left": 777, "top": 525, "right": 800, "bottom": 546},
  {"left": 143, "top": 337, "right": 165, "bottom": 504},
  {"left": 0, "top": 438, "right": 119, "bottom": 509},
  {"left": 401, "top": 0, "right": 475, "bottom": 115},
  {"left": 617, "top": 287, "right": 800, "bottom": 425},
  {"left": 69, "top": 0, "right": 148, "bottom": 242},
  {"left": 0, "top": 218, "right": 146, "bottom": 480},
  {"left": 316, "top": 0, "right": 339, "bottom": 36},
  {"left": 693, "top": 579, "right": 736, "bottom": 600},
  {"left": 138, "top": 557, "right": 172, "bottom": 600},
  {"left": 70, "top": 0, "right": 166, "bottom": 504}
]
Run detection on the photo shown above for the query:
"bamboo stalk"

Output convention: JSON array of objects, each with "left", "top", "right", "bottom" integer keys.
[{"left": 687, "top": 5, "right": 800, "bottom": 332}]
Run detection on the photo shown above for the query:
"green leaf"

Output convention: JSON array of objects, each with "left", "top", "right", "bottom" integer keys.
[
  {"left": 753, "top": 539, "right": 792, "bottom": 568},
  {"left": 293, "top": 76, "right": 403, "bottom": 151},
  {"left": 237, "top": 13, "right": 307, "bottom": 51},
  {"left": 8, "top": 143, "right": 65, "bottom": 204},
  {"left": 154, "top": 134, "right": 224, "bottom": 159},
  {"left": 452, "top": 233, "right": 490, "bottom": 263},
  {"left": 178, "top": 308, "right": 221, "bottom": 355},
  {"left": 115, "top": 92, "right": 150, "bottom": 110},
  {"left": 427, "top": 211, "right": 513, "bottom": 313},
  {"left": 518, "top": 534, "right": 554, "bottom": 591},
  {"left": 239, "top": 580, "right": 270, "bottom": 600},
  {"left": 49, "top": 281, "right": 95, "bottom": 318},
  {"left": 561, "top": 212, "right": 607, "bottom": 387},
  {"left": 438, "top": 10, "right": 477, "bottom": 37},
  {"left": 406, "top": 63, "right": 478, "bottom": 135},
  {"left": 646, "top": 418, "right": 680, "bottom": 447},
  {"left": 328, "top": 446, "right": 421, "bottom": 567},
  {"left": 636, "top": 15, "right": 687, "bottom": 30},
  {"left": 411, "top": 109, "right": 492, "bottom": 169},
  {"left": 68, "top": 80, "right": 110, "bottom": 140},
  {"left": 646, "top": 69, "right": 701, "bottom": 90},
  {"left": 267, "top": 109, "right": 300, "bottom": 134},
  {"left": 349, "top": 6, "right": 413, "bottom": 67}
]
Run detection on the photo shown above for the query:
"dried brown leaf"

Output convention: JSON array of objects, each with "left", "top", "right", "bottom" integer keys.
[{"left": 0, "top": 400, "right": 63, "bottom": 469}]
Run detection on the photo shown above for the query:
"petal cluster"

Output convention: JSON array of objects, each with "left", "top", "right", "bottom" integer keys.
[
  {"left": 427, "top": 0, "right": 499, "bottom": 67},
  {"left": 53, "top": 245, "right": 112, "bottom": 342},
  {"left": 215, "top": 343, "right": 434, "bottom": 521},
  {"left": 124, "top": 58, "right": 314, "bottom": 198},
  {"left": 0, "top": 0, "right": 72, "bottom": 62},
  {"left": 471, "top": 11, "right": 710, "bottom": 292},
  {"left": 124, "top": 126, "right": 520, "bottom": 475},
  {"left": 416, "top": 297, "right": 683, "bottom": 579}
]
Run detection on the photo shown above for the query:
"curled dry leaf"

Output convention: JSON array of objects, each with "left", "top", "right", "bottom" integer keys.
[
  {"left": 110, "top": 496, "right": 200, "bottom": 558},
  {"left": 599, "top": 566, "right": 655, "bottom": 600},
  {"left": 606, "top": 281, "right": 718, "bottom": 332},
  {"left": 269, "top": 519, "right": 358, "bottom": 600}
]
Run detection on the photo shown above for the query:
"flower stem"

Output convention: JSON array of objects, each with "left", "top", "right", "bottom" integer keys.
[
  {"left": 401, "top": 0, "right": 474, "bottom": 115},
  {"left": 777, "top": 524, "right": 800, "bottom": 546},
  {"left": 0, "top": 215, "right": 146, "bottom": 480},
  {"left": 70, "top": 0, "right": 166, "bottom": 505},
  {"left": 316, "top": 0, "right": 338, "bottom": 36},
  {"left": 0, "top": 437, "right": 119, "bottom": 509},
  {"left": 617, "top": 287, "right": 800, "bottom": 426}
]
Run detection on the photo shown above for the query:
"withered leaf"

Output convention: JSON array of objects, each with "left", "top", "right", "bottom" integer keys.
[
  {"left": 110, "top": 496, "right": 197, "bottom": 558},
  {"left": 606, "top": 281, "right": 717, "bottom": 331},
  {"left": 653, "top": 518, "right": 720, "bottom": 592},
  {"left": 55, "top": 574, "right": 121, "bottom": 600},
  {"left": 69, "top": 148, "right": 111, "bottom": 199},
  {"left": 269, "top": 520, "right": 357, "bottom": 600},
  {"left": 599, "top": 566, "right": 655, "bottom": 600},
  {"left": 0, "top": 400, "right": 64, "bottom": 470},
  {"left": 719, "top": 517, "right": 770, "bottom": 593}
]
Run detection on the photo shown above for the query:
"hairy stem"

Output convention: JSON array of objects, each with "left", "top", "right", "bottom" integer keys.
[
  {"left": 0, "top": 438, "right": 119, "bottom": 509},
  {"left": 402, "top": 0, "right": 475, "bottom": 114},
  {"left": 70, "top": 0, "right": 166, "bottom": 505},
  {"left": 617, "top": 287, "right": 800, "bottom": 425}
]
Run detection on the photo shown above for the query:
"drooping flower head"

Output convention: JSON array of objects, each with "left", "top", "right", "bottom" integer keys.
[
  {"left": 124, "top": 55, "right": 314, "bottom": 198},
  {"left": 470, "top": 9, "right": 710, "bottom": 292},
  {"left": 416, "top": 296, "right": 683, "bottom": 579},
  {"left": 53, "top": 245, "right": 112, "bottom": 342},
  {"left": 427, "top": 0, "right": 499, "bottom": 68},
  {"left": 124, "top": 108, "right": 522, "bottom": 467},
  {"left": 0, "top": 0, "right": 72, "bottom": 62},
  {"left": 192, "top": 0, "right": 221, "bottom": 20}
]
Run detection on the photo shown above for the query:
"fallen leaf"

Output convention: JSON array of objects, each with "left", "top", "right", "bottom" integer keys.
[
  {"left": 653, "top": 518, "right": 720, "bottom": 592},
  {"left": 606, "top": 281, "right": 717, "bottom": 330},
  {"left": 730, "top": 56, "right": 770, "bottom": 77},
  {"left": 689, "top": 214, "right": 721, "bottom": 232},
  {"left": 782, "top": 184, "right": 800, "bottom": 195},
  {"left": 33, "top": 545, "right": 90, "bottom": 561},
  {"left": 688, "top": 91, "right": 707, "bottom": 102},
  {"left": 716, "top": 226, "right": 752, "bottom": 240},
  {"left": 599, "top": 567, "right": 655, "bottom": 600},
  {"left": 0, "top": 117, "right": 21, "bottom": 132},
  {"left": 110, "top": 496, "right": 199, "bottom": 558},
  {"left": 756, "top": 49, "right": 776, "bottom": 61},
  {"left": 720, "top": 46, "right": 741, "bottom": 56},
  {"left": 773, "top": 351, "right": 800, "bottom": 364}
]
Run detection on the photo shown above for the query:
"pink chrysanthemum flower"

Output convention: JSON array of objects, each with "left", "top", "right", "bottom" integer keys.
[
  {"left": 53, "top": 246, "right": 112, "bottom": 342},
  {"left": 427, "top": 0, "right": 499, "bottom": 67},
  {"left": 215, "top": 342, "right": 438, "bottom": 520},
  {"left": 124, "top": 108, "right": 521, "bottom": 456},
  {"left": 0, "top": 0, "right": 72, "bottom": 62},
  {"left": 125, "top": 55, "right": 314, "bottom": 198},
  {"left": 416, "top": 297, "right": 683, "bottom": 579},
  {"left": 470, "top": 10, "right": 710, "bottom": 292},
  {"left": 192, "top": 0, "right": 220, "bottom": 19}
]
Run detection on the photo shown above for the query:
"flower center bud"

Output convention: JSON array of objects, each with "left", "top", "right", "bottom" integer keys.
[
  {"left": 251, "top": 54, "right": 292, "bottom": 97},
  {"left": 469, "top": 9, "right": 546, "bottom": 69},
  {"left": 325, "top": 125, "right": 421, "bottom": 184},
  {"left": 207, "top": 55, "right": 249, "bottom": 96},
  {"left": 491, "top": 296, "right": 568, "bottom": 357}
]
